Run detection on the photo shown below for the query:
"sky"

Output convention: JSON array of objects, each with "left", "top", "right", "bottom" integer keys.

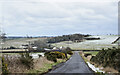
[{"left": 0, "top": 0, "right": 119, "bottom": 36}]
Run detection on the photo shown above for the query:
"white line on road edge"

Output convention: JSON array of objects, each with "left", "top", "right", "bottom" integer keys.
[{"left": 87, "top": 62, "right": 105, "bottom": 73}]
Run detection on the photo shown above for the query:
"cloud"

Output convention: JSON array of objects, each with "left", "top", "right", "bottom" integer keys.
[{"left": 0, "top": 0, "right": 118, "bottom": 36}]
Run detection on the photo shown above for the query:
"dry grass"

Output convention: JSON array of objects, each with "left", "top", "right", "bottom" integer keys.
[
  {"left": 2, "top": 54, "right": 54, "bottom": 73},
  {"left": 89, "top": 60, "right": 119, "bottom": 73},
  {"left": 33, "top": 57, "right": 53, "bottom": 70},
  {"left": 1, "top": 52, "right": 71, "bottom": 74},
  {"left": 3, "top": 54, "right": 29, "bottom": 73},
  {"left": 103, "top": 67, "right": 119, "bottom": 73}
]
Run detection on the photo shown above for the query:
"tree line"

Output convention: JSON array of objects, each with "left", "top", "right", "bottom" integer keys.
[{"left": 47, "top": 34, "right": 90, "bottom": 43}]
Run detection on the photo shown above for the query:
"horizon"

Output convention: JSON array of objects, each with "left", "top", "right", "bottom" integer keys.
[{"left": 6, "top": 33, "right": 118, "bottom": 37}]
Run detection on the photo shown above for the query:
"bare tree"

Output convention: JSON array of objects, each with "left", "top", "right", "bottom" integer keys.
[{"left": 0, "top": 31, "right": 6, "bottom": 49}]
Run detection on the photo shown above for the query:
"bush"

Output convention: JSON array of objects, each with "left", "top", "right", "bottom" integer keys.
[
  {"left": 90, "top": 47, "right": 120, "bottom": 71},
  {"left": 66, "top": 47, "right": 72, "bottom": 51},
  {"left": 20, "top": 53, "right": 33, "bottom": 69},
  {"left": 84, "top": 53, "right": 91, "bottom": 57},
  {"left": 66, "top": 51, "right": 73, "bottom": 55},
  {"left": 38, "top": 54, "right": 42, "bottom": 58},
  {"left": 45, "top": 51, "right": 66, "bottom": 62},
  {"left": 2, "top": 57, "right": 9, "bottom": 75},
  {"left": 45, "top": 52, "right": 57, "bottom": 62},
  {"left": 54, "top": 51, "right": 65, "bottom": 59},
  {"left": 46, "top": 54, "right": 57, "bottom": 62},
  {"left": 9, "top": 46, "right": 16, "bottom": 49}
]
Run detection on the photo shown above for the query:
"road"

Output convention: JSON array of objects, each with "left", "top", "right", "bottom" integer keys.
[{"left": 49, "top": 51, "right": 93, "bottom": 73}]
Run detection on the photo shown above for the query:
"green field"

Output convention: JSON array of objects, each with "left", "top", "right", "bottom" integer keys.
[
  {"left": 0, "top": 37, "right": 47, "bottom": 48},
  {"left": 84, "top": 51, "right": 99, "bottom": 56},
  {"left": 52, "top": 35, "right": 118, "bottom": 50}
]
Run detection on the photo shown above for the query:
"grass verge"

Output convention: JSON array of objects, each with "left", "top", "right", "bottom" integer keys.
[{"left": 28, "top": 54, "right": 71, "bottom": 74}]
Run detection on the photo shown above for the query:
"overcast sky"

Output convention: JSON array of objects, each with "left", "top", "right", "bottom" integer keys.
[{"left": 0, "top": 0, "right": 119, "bottom": 36}]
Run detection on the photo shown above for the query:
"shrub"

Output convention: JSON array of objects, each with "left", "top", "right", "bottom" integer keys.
[
  {"left": 45, "top": 52, "right": 57, "bottom": 62},
  {"left": 9, "top": 46, "right": 16, "bottom": 49},
  {"left": 44, "top": 52, "right": 50, "bottom": 56},
  {"left": 66, "top": 47, "right": 72, "bottom": 51},
  {"left": 20, "top": 53, "right": 33, "bottom": 69},
  {"left": 45, "top": 51, "right": 66, "bottom": 62},
  {"left": 66, "top": 51, "right": 73, "bottom": 55},
  {"left": 90, "top": 47, "right": 120, "bottom": 71},
  {"left": 54, "top": 51, "right": 65, "bottom": 59},
  {"left": 2, "top": 57, "right": 9, "bottom": 75},
  {"left": 46, "top": 54, "right": 57, "bottom": 62},
  {"left": 38, "top": 54, "right": 42, "bottom": 58},
  {"left": 84, "top": 53, "right": 91, "bottom": 57}
]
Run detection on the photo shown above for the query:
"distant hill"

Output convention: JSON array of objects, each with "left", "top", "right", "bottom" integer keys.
[
  {"left": 47, "top": 34, "right": 91, "bottom": 43},
  {"left": 6, "top": 36, "right": 50, "bottom": 39}
]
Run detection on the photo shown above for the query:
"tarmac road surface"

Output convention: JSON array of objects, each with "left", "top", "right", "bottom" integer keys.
[{"left": 49, "top": 51, "right": 94, "bottom": 74}]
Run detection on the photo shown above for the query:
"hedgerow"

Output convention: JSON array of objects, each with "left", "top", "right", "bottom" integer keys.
[{"left": 90, "top": 47, "right": 120, "bottom": 72}]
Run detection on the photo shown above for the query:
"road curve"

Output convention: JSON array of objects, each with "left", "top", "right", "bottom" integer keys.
[{"left": 49, "top": 51, "right": 93, "bottom": 73}]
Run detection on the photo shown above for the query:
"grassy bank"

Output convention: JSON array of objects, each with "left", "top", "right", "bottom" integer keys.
[
  {"left": 80, "top": 48, "right": 120, "bottom": 73},
  {"left": 28, "top": 59, "right": 66, "bottom": 74},
  {"left": 90, "top": 48, "right": 120, "bottom": 73},
  {"left": 28, "top": 54, "right": 71, "bottom": 74},
  {"left": 1, "top": 51, "right": 72, "bottom": 74}
]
